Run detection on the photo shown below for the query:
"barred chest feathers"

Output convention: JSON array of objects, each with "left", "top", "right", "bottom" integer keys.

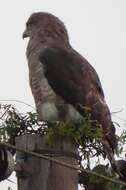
[{"left": 27, "top": 48, "right": 82, "bottom": 123}]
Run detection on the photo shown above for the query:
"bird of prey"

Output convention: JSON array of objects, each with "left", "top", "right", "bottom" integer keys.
[{"left": 23, "top": 12, "right": 118, "bottom": 174}]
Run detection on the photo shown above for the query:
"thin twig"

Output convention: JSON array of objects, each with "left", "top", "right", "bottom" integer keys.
[
  {"left": 0, "top": 100, "right": 35, "bottom": 110},
  {"left": 111, "top": 109, "right": 123, "bottom": 115}
]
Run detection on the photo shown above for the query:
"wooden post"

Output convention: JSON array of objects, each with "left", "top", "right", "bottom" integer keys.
[{"left": 15, "top": 134, "right": 78, "bottom": 190}]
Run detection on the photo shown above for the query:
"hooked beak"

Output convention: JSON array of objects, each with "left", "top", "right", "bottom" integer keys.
[{"left": 22, "top": 29, "right": 30, "bottom": 39}]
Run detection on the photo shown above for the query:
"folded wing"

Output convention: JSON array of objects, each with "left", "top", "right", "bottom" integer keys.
[{"left": 39, "top": 46, "right": 117, "bottom": 151}]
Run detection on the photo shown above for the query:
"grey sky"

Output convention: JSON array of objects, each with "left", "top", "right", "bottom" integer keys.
[{"left": 0, "top": 0, "right": 126, "bottom": 189}]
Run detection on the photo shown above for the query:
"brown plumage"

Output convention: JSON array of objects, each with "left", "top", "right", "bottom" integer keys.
[{"left": 23, "top": 12, "right": 119, "bottom": 174}]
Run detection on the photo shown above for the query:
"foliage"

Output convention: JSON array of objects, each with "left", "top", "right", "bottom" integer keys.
[
  {"left": 0, "top": 104, "right": 104, "bottom": 160},
  {"left": 117, "top": 130, "right": 126, "bottom": 157},
  {"left": 0, "top": 104, "right": 126, "bottom": 189},
  {"left": 79, "top": 163, "right": 126, "bottom": 190}
]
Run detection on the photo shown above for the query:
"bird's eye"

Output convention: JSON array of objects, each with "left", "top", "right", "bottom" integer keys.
[
  {"left": 27, "top": 22, "right": 31, "bottom": 27},
  {"left": 26, "top": 21, "right": 34, "bottom": 28}
]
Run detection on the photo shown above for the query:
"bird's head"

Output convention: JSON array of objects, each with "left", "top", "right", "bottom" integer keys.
[{"left": 23, "top": 12, "right": 69, "bottom": 43}]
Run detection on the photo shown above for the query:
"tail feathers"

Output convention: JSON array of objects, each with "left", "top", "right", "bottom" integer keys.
[
  {"left": 115, "top": 160, "right": 126, "bottom": 182},
  {"left": 102, "top": 139, "right": 124, "bottom": 179}
]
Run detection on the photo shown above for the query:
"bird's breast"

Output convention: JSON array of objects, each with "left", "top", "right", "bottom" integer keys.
[
  {"left": 38, "top": 102, "right": 83, "bottom": 123},
  {"left": 28, "top": 57, "right": 82, "bottom": 122}
]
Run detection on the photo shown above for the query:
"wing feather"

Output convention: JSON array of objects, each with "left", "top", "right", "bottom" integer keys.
[
  {"left": 39, "top": 46, "right": 116, "bottom": 150},
  {"left": 39, "top": 46, "right": 104, "bottom": 111}
]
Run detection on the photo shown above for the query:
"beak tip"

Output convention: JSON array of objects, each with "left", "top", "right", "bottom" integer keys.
[
  {"left": 22, "top": 30, "right": 29, "bottom": 39},
  {"left": 22, "top": 33, "right": 26, "bottom": 39}
]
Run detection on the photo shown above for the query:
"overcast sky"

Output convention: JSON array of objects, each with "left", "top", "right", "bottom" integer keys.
[{"left": 0, "top": 0, "right": 126, "bottom": 189}]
